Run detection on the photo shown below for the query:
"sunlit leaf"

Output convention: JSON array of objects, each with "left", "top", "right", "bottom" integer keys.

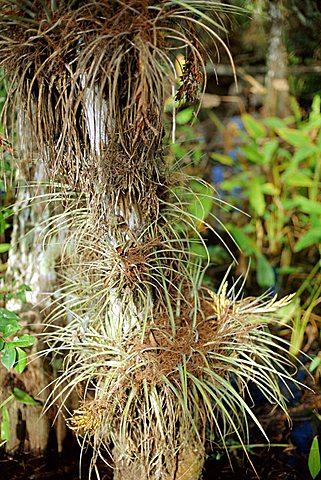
[
  {"left": 0, "top": 243, "right": 10, "bottom": 253},
  {"left": 1, "top": 344, "right": 16, "bottom": 370},
  {"left": 240, "top": 144, "right": 262, "bottom": 164},
  {"left": 277, "top": 147, "right": 292, "bottom": 160},
  {"left": 242, "top": 113, "right": 266, "bottom": 139},
  {"left": 0, "top": 308, "right": 21, "bottom": 338},
  {"left": 309, "top": 356, "right": 321, "bottom": 373},
  {"left": 311, "top": 95, "right": 321, "bottom": 115},
  {"left": 262, "top": 139, "right": 278, "bottom": 164},
  {"left": 0, "top": 308, "right": 20, "bottom": 322},
  {"left": 261, "top": 182, "right": 279, "bottom": 196},
  {"left": 170, "top": 143, "right": 186, "bottom": 158},
  {"left": 210, "top": 152, "right": 233, "bottom": 166},
  {"left": 221, "top": 172, "right": 246, "bottom": 190},
  {"left": 292, "top": 145, "right": 318, "bottom": 164},
  {"left": 248, "top": 178, "right": 265, "bottom": 216},
  {"left": 14, "top": 347, "right": 27, "bottom": 374},
  {"left": 284, "top": 173, "right": 314, "bottom": 187},
  {"left": 14, "top": 284, "right": 32, "bottom": 304},
  {"left": 10, "top": 335, "right": 36, "bottom": 348},
  {"left": 293, "top": 197, "right": 321, "bottom": 215},
  {"left": 176, "top": 107, "right": 194, "bottom": 125},
  {"left": 309, "top": 436, "right": 321, "bottom": 480},
  {"left": 277, "top": 127, "right": 310, "bottom": 147},
  {"left": 294, "top": 228, "right": 321, "bottom": 252},
  {"left": 263, "top": 117, "right": 286, "bottom": 129},
  {"left": 277, "top": 266, "right": 301, "bottom": 275}
]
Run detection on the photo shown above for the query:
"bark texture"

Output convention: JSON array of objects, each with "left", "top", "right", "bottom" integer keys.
[
  {"left": 1, "top": 164, "right": 63, "bottom": 454},
  {"left": 113, "top": 442, "right": 204, "bottom": 480},
  {"left": 264, "top": 0, "right": 290, "bottom": 117}
]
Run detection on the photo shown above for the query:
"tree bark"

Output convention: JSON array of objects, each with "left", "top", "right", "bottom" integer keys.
[
  {"left": 264, "top": 0, "right": 290, "bottom": 117},
  {"left": 113, "top": 439, "right": 204, "bottom": 480},
  {"left": 0, "top": 163, "right": 64, "bottom": 454}
]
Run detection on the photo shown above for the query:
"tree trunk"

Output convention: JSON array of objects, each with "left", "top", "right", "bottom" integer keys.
[
  {"left": 264, "top": 0, "right": 290, "bottom": 117},
  {"left": 0, "top": 162, "right": 65, "bottom": 454},
  {"left": 114, "top": 441, "right": 204, "bottom": 480}
]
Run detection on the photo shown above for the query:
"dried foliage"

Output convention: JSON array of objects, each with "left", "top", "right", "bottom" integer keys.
[
  {"left": 44, "top": 272, "right": 299, "bottom": 479},
  {"left": 0, "top": 0, "right": 236, "bottom": 229}
]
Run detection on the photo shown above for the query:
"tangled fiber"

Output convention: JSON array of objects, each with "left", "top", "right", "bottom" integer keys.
[
  {"left": 44, "top": 273, "right": 298, "bottom": 479},
  {"left": 0, "top": 0, "right": 236, "bottom": 229}
]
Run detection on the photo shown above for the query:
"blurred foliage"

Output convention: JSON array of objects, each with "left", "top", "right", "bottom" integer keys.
[
  {"left": 217, "top": 96, "right": 321, "bottom": 288},
  {"left": 286, "top": 0, "right": 321, "bottom": 62},
  {"left": 166, "top": 105, "right": 231, "bottom": 268},
  {"left": 224, "top": 0, "right": 321, "bottom": 102},
  {"left": 0, "top": 74, "right": 14, "bottom": 276},
  {"left": 229, "top": 0, "right": 321, "bottom": 62},
  {"left": 168, "top": 96, "right": 321, "bottom": 368},
  {"left": 169, "top": 97, "right": 321, "bottom": 286},
  {"left": 0, "top": 73, "right": 38, "bottom": 447}
]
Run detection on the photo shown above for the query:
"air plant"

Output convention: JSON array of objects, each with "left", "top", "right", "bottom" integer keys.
[
  {"left": 0, "top": 0, "right": 237, "bottom": 224},
  {"left": 42, "top": 259, "right": 298, "bottom": 479},
  {"left": 0, "top": 1, "right": 301, "bottom": 480}
]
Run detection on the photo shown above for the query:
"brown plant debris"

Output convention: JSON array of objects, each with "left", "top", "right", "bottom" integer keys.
[
  {"left": 61, "top": 284, "right": 296, "bottom": 479},
  {"left": 176, "top": 50, "right": 204, "bottom": 104},
  {"left": 0, "top": 0, "right": 224, "bottom": 229}
]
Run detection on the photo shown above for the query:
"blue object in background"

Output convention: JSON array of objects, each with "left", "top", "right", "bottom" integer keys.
[
  {"left": 290, "top": 415, "right": 319, "bottom": 456},
  {"left": 210, "top": 115, "right": 244, "bottom": 196},
  {"left": 211, "top": 165, "right": 225, "bottom": 185}
]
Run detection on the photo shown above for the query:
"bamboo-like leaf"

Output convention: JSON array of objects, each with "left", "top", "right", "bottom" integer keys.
[
  {"left": 277, "top": 127, "right": 310, "bottom": 147},
  {"left": 248, "top": 178, "right": 266, "bottom": 216},
  {"left": 309, "top": 436, "right": 321, "bottom": 480},
  {"left": 294, "top": 228, "right": 321, "bottom": 252},
  {"left": 242, "top": 113, "right": 266, "bottom": 140}
]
